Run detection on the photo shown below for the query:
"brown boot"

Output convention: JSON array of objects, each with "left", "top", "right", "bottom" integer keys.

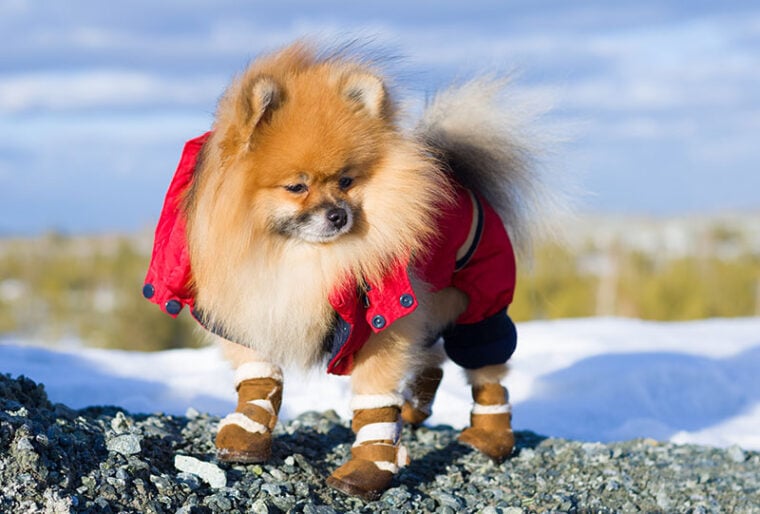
[
  {"left": 216, "top": 362, "right": 283, "bottom": 463},
  {"left": 327, "top": 393, "right": 408, "bottom": 500},
  {"left": 401, "top": 367, "right": 443, "bottom": 426},
  {"left": 458, "top": 383, "right": 514, "bottom": 462}
]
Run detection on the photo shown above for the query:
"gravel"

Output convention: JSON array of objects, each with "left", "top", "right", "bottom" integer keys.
[{"left": 1, "top": 373, "right": 758, "bottom": 513}]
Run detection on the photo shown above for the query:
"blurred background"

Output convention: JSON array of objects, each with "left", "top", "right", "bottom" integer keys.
[{"left": 1, "top": 0, "right": 759, "bottom": 351}]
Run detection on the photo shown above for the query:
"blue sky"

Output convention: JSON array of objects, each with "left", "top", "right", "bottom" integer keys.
[{"left": 1, "top": 1, "right": 759, "bottom": 234}]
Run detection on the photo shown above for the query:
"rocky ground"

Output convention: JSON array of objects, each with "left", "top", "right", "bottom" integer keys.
[{"left": 1, "top": 373, "right": 758, "bottom": 513}]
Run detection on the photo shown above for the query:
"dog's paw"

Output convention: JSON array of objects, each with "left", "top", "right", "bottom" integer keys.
[
  {"left": 327, "top": 459, "right": 395, "bottom": 501},
  {"left": 458, "top": 426, "right": 514, "bottom": 463},
  {"left": 215, "top": 423, "right": 272, "bottom": 463},
  {"left": 400, "top": 401, "right": 431, "bottom": 426}
]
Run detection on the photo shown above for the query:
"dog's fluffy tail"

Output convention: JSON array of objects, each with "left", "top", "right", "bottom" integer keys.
[{"left": 416, "top": 77, "right": 566, "bottom": 256}]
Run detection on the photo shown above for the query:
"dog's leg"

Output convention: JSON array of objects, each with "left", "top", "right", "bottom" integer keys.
[
  {"left": 326, "top": 391, "right": 406, "bottom": 500},
  {"left": 401, "top": 344, "right": 445, "bottom": 426},
  {"left": 401, "top": 287, "right": 468, "bottom": 426},
  {"left": 215, "top": 340, "right": 282, "bottom": 463},
  {"left": 400, "top": 286, "right": 467, "bottom": 426},
  {"left": 326, "top": 330, "right": 414, "bottom": 500},
  {"left": 458, "top": 363, "right": 514, "bottom": 461}
]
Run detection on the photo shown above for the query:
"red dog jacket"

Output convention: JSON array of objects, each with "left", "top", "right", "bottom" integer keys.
[{"left": 144, "top": 134, "right": 518, "bottom": 375}]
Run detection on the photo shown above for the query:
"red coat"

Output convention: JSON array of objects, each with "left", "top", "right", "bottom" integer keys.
[{"left": 144, "top": 134, "right": 517, "bottom": 375}]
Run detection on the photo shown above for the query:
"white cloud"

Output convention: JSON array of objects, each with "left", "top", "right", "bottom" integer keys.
[
  {"left": 0, "top": 112, "right": 212, "bottom": 149},
  {"left": 569, "top": 15, "right": 760, "bottom": 111},
  {"left": 0, "top": 70, "right": 224, "bottom": 113}
]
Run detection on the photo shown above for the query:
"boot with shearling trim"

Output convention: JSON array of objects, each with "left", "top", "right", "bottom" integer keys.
[
  {"left": 327, "top": 393, "right": 408, "bottom": 500},
  {"left": 401, "top": 367, "right": 443, "bottom": 426},
  {"left": 216, "top": 362, "right": 283, "bottom": 463},
  {"left": 458, "top": 383, "right": 515, "bottom": 462}
]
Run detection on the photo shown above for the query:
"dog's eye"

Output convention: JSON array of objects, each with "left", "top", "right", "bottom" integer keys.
[
  {"left": 284, "top": 183, "right": 308, "bottom": 194},
  {"left": 338, "top": 176, "right": 354, "bottom": 190}
]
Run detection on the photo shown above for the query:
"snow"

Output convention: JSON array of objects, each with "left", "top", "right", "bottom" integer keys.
[{"left": 2, "top": 317, "right": 759, "bottom": 451}]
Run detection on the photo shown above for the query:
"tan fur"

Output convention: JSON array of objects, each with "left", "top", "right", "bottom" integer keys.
[
  {"left": 465, "top": 363, "right": 510, "bottom": 387},
  {"left": 417, "top": 77, "right": 569, "bottom": 257},
  {"left": 218, "top": 338, "right": 262, "bottom": 369},
  {"left": 350, "top": 314, "right": 426, "bottom": 395}
]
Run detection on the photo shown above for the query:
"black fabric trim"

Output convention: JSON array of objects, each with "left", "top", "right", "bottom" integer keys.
[
  {"left": 455, "top": 193, "right": 484, "bottom": 271},
  {"left": 424, "top": 334, "right": 442, "bottom": 348},
  {"left": 324, "top": 313, "right": 351, "bottom": 362},
  {"left": 443, "top": 310, "right": 517, "bottom": 369},
  {"left": 191, "top": 308, "right": 239, "bottom": 344}
]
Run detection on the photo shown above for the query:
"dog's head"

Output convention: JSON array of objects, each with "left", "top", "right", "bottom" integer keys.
[
  {"left": 205, "top": 45, "right": 396, "bottom": 246},
  {"left": 246, "top": 68, "right": 383, "bottom": 244},
  {"left": 187, "top": 43, "right": 451, "bottom": 282}
]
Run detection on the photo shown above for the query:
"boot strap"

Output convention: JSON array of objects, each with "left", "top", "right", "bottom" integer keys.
[
  {"left": 218, "top": 412, "right": 269, "bottom": 434},
  {"left": 472, "top": 402, "right": 511, "bottom": 415},
  {"left": 247, "top": 398, "right": 276, "bottom": 416},
  {"left": 350, "top": 392, "right": 404, "bottom": 410},
  {"left": 351, "top": 443, "right": 409, "bottom": 473},
  {"left": 354, "top": 421, "right": 402, "bottom": 446}
]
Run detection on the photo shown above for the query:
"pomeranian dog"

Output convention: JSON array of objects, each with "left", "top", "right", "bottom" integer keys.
[{"left": 143, "top": 40, "right": 551, "bottom": 499}]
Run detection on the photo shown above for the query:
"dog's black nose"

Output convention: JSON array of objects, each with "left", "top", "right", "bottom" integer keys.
[{"left": 326, "top": 207, "right": 348, "bottom": 229}]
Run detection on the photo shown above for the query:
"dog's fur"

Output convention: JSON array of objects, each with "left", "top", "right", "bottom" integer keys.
[{"left": 184, "top": 39, "right": 550, "bottom": 452}]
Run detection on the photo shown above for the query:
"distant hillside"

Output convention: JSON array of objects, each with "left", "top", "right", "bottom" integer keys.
[
  {"left": 0, "top": 230, "right": 199, "bottom": 351},
  {"left": 510, "top": 212, "right": 760, "bottom": 320}
]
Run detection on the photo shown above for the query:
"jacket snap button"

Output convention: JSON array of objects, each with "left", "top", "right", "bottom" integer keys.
[
  {"left": 371, "top": 315, "right": 386, "bottom": 329},
  {"left": 165, "top": 299, "right": 182, "bottom": 315},
  {"left": 142, "top": 283, "right": 155, "bottom": 299},
  {"left": 399, "top": 293, "right": 414, "bottom": 308}
]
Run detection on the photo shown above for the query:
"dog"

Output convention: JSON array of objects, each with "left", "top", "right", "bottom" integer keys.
[{"left": 143, "top": 40, "right": 550, "bottom": 500}]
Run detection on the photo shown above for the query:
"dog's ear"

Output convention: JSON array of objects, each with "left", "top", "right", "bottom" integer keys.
[
  {"left": 341, "top": 72, "right": 389, "bottom": 119},
  {"left": 244, "top": 75, "right": 283, "bottom": 129}
]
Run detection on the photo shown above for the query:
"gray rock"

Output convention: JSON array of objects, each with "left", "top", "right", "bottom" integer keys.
[
  {"left": 260, "top": 482, "right": 282, "bottom": 496},
  {"left": 15, "top": 436, "right": 35, "bottom": 452},
  {"left": 203, "top": 491, "right": 233, "bottom": 511},
  {"left": 250, "top": 498, "right": 272, "bottom": 514},
  {"left": 434, "top": 492, "right": 464, "bottom": 510},
  {"left": 149, "top": 473, "right": 173, "bottom": 493},
  {"left": 110, "top": 411, "right": 132, "bottom": 434},
  {"left": 106, "top": 433, "right": 141, "bottom": 456},
  {"left": 174, "top": 455, "right": 227, "bottom": 489},
  {"left": 727, "top": 444, "right": 746, "bottom": 463},
  {"left": 268, "top": 467, "right": 287, "bottom": 481}
]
